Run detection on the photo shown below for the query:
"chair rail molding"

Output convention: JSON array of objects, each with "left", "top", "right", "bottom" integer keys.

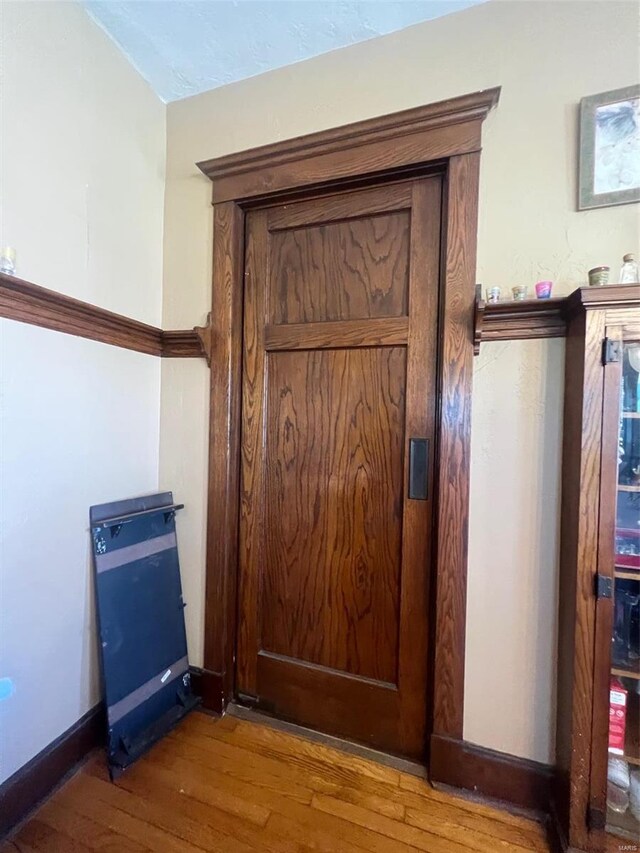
[{"left": 0, "top": 272, "right": 206, "bottom": 359}]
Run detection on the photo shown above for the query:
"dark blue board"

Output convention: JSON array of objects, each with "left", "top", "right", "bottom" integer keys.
[{"left": 90, "top": 492, "right": 199, "bottom": 778}]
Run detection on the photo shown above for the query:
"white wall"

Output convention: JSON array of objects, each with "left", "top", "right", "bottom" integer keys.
[
  {"left": 160, "top": 0, "right": 640, "bottom": 764},
  {"left": 0, "top": 2, "right": 165, "bottom": 782}
]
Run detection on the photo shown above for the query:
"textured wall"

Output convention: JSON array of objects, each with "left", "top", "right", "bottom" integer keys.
[
  {"left": 0, "top": 2, "right": 165, "bottom": 782},
  {"left": 160, "top": 0, "right": 639, "bottom": 765},
  {"left": 85, "top": 0, "right": 484, "bottom": 102}
]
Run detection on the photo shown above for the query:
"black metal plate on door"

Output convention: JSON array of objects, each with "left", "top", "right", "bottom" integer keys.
[
  {"left": 90, "top": 492, "right": 199, "bottom": 778},
  {"left": 408, "top": 438, "right": 429, "bottom": 500}
]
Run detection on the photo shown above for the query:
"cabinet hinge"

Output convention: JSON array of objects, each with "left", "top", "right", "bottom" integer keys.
[
  {"left": 602, "top": 337, "right": 622, "bottom": 364},
  {"left": 588, "top": 805, "right": 606, "bottom": 830},
  {"left": 595, "top": 573, "right": 614, "bottom": 599}
]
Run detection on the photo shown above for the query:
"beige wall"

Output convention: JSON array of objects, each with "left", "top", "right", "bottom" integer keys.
[
  {"left": 466, "top": 337, "right": 565, "bottom": 761},
  {"left": 157, "top": 0, "right": 640, "bottom": 764},
  {"left": 0, "top": 2, "right": 165, "bottom": 781}
]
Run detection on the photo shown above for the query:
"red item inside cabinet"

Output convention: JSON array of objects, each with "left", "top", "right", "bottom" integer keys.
[{"left": 608, "top": 678, "right": 628, "bottom": 755}]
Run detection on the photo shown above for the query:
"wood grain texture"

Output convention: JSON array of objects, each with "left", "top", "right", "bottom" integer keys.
[
  {"left": 0, "top": 705, "right": 103, "bottom": 838},
  {"left": 236, "top": 208, "right": 268, "bottom": 695},
  {"left": 237, "top": 178, "right": 441, "bottom": 758},
  {"left": 431, "top": 152, "right": 480, "bottom": 740},
  {"left": 161, "top": 329, "right": 204, "bottom": 358},
  {"left": 255, "top": 652, "right": 402, "bottom": 754},
  {"left": 474, "top": 297, "right": 567, "bottom": 352},
  {"left": 0, "top": 272, "right": 163, "bottom": 355},
  {"left": 197, "top": 89, "right": 500, "bottom": 203},
  {"left": 553, "top": 290, "right": 640, "bottom": 852},
  {"left": 2, "top": 712, "right": 550, "bottom": 853},
  {"left": 556, "top": 309, "right": 606, "bottom": 853},
  {"left": 588, "top": 323, "right": 624, "bottom": 831},
  {"left": 0, "top": 272, "right": 206, "bottom": 359},
  {"left": 203, "top": 201, "right": 245, "bottom": 698},
  {"left": 262, "top": 346, "right": 406, "bottom": 683},
  {"left": 266, "top": 182, "right": 412, "bottom": 231},
  {"left": 553, "top": 308, "right": 588, "bottom": 845},
  {"left": 565, "top": 283, "right": 640, "bottom": 316},
  {"left": 397, "top": 176, "right": 442, "bottom": 755},
  {"left": 474, "top": 286, "right": 640, "bottom": 353},
  {"left": 265, "top": 317, "right": 409, "bottom": 350},
  {"left": 269, "top": 211, "right": 410, "bottom": 324},
  {"left": 208, "top": 121, "right": 484, "bottom": 205},
  {"left": 430, "top": 735, "right": 554, "bottom": 816},
  {"left": 201, "top": 95, "right": 496, "bottom": 767}
]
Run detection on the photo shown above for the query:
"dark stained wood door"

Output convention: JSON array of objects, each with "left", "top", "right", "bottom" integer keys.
[{"left": 237, "top": 177, "right": 442, "bottom": 758}]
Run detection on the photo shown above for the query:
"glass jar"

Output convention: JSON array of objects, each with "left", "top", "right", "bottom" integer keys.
[{"left": 620, "top": 253, "right": 639, "bottom": 284}]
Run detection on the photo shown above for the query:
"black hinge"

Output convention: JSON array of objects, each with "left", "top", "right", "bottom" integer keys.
[
  {"left": 603, "top": 337, "right": 622, "bottom": 364},
  {"left": 588, "top": 805, "right": 606, "bottom": 830},
  {"left": 595, "top": 573, "right": 614, "bottom": 599}
]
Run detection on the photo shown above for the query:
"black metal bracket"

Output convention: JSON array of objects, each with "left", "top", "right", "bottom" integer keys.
[
  {"left": 95, "top": 503, "right": 184, "bottom": 530},
  {"left": 603, "top": 337, "right": 622, "bottom": 365},
  {"left": 595, "top": 573, "right": 613, "bottom": 599}
]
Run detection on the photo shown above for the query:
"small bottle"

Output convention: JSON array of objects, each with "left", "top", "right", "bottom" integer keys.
[
  {"left": 620, "top": 253, "right": 639, "bottom": 284},
  {"left": 0, "top": 247, "right": 16, "bottom": 276}
]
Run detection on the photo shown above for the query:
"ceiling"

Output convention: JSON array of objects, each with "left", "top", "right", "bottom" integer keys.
[{"left": 84, "top": 1, "right": 486, "bottom": 103}]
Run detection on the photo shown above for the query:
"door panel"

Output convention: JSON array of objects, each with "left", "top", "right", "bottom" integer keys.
[
  {"left": 270, "top": 212, "right": 410, "bottom": 324},
  {"left": 263, "top": 346, "right": 406, "bottom": 684},
  {"left": 238, "top": 178, "right": 442, "bottom": 757}
]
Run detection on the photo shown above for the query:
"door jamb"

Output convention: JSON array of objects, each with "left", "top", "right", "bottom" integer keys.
[{"left": 197, "top": 88, "right": 500, "bottom": 752}]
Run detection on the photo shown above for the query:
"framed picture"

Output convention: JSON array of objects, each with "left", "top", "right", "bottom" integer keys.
[{"left": 579, "top": 84, "right": 640, "bottom": 210}]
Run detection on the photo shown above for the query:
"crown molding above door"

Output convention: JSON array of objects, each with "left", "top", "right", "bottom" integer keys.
[{"left": 198, "top": 88, "right": 500, "bottom": 203}]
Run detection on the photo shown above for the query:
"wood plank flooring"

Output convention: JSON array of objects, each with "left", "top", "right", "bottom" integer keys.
[{"left": 2, "top": 712, "right": 550, "bottom": 852}]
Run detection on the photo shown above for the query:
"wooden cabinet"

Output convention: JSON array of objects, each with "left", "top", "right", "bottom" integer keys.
[{"left": 553, "top": 284, "right": 640, "bottom": 852}]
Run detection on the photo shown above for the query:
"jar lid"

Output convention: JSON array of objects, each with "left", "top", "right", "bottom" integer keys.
[{"left": 623, "top": 253, "right": 636, "bottom": 262}]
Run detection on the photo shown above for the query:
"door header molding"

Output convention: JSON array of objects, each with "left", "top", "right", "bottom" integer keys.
[{"left": 197, "top": 88, "right": 500, "bottom": 203}]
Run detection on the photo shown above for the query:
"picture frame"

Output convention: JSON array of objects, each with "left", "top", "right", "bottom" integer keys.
[{"left": 578, "top": 84, "right": 640, "bottom": 210}]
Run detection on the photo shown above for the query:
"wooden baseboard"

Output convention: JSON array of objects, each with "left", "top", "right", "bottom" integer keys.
[
  {"left": 0, "top": 704, "right": 104, "bottom": 838},
  {"left": 189, "top": 666, "right": 224, "bottom": 714},
  {"left": 0, "top": 669, "right": 219, "bottom": 839},
  {"left": 430, "top": 734, "right": 554, "bottom": 815}
]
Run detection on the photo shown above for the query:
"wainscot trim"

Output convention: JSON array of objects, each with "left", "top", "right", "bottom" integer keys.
[
  {"left": 0, "top": 272, "right": 205, "bottom": 359},
  {"left": 430, "top": 733, "right": 554, "bottom": 816},
  {"left": 0, "top": 704, "right": 104, "bottom": 838}
]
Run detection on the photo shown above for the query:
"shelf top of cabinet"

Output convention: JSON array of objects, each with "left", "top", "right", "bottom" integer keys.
[
  {"left": 474, "top": 284, "right": 640, "bottom": 353},
  {"left": 565, "top": 283, "right": 640, "bottom": 316}
]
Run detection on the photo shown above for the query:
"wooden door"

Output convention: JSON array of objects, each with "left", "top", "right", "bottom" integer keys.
[{"left": 237, "top": 177, "right": 442, "bottom": 758}]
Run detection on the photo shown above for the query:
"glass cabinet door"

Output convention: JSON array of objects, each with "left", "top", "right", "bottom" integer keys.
[{"left": 607, "top": 338, "right": 640, "bottom": 840}]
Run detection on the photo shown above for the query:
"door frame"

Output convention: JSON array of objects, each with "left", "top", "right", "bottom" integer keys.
[{"left": 196, "top": 88, "right": 500, "bottom": 756}]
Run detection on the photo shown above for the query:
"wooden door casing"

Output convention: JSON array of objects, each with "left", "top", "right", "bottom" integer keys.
[
  {"left": 237, "top": 178, "right": 442, "bottom": 758},
  {"left": 199, "top": 91, "right": 499, "bottom": 790}
]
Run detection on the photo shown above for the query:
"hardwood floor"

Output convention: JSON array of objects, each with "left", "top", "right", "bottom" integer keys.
[{"left": 2, "top": 712, "right": 550, "bottom": 852}]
